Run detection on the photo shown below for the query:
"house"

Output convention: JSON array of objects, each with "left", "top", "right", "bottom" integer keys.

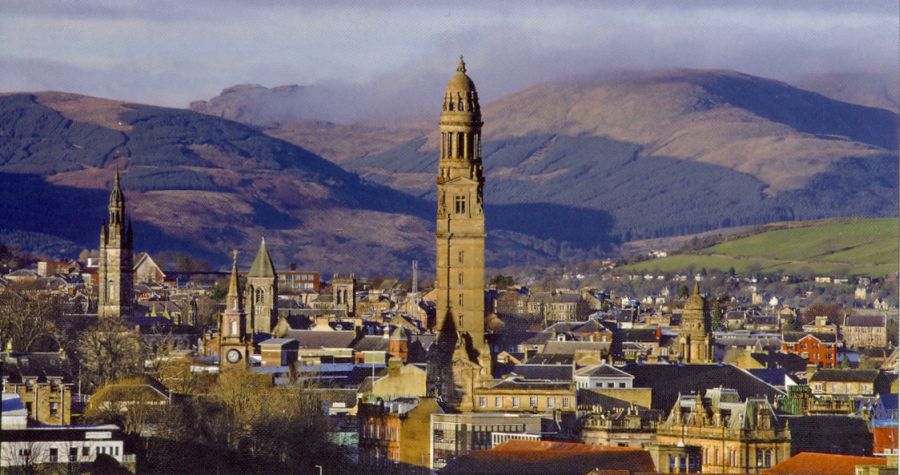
[
  {"left": 430, "top": 414, "right": 544, "bottom": 471},
  {"left": 781, "top": 332, "right": 839, "bottom": 368},
  {"left": 1, "top": 352, "right": 74, "bottom": 425},
  {"left": 357, "top": 396, "right": 441, "bottom": 471},
  {"left": 133, "top": 253, "right": 165, "bottom": 284},
  {"left": 843, "top": 314, "right": 888, "bottom": 349},
  {"left": 1, "top": 417, "right": 133, "bottom": 469},
  {"left": 809, "top": 369, "right": 880, "bottom": 396},
  {"left": 574, "top": 364, "right": 634, "bottom": 390},
  {"left": 474, "top": 376, "right": 576, "bottom": 413},
  {"left": 802, "top": 315, "right": 838, "bottom": 335}
]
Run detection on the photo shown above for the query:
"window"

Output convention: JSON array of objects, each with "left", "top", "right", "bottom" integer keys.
[
  {"left": 458, "top": 294, "right": 464, "bottom": 306},
  {"left": 479, "top": 397, "right": 486, "bottom": 408},
  {"left": 619, "top": 382, "right": 626, "bottom": 388},
  {"left": 529, "top": 396, "right": 537, "bottom": 408},
  {"left": 458, "top": 250, "right": 464, "bottom": 264},
  {"left": 18, "top": 448, "right": 30, "bottom": 457},
  {"left": 495, "top": 396, "right": 502, "bottom": 408},
  {"left": 70, "top": 447, "right": 78, "bottom": 462},
  {"left": 512, "top": 396, "right": 520, "bottom": 408},
  {"left": 50, "top": 402, "right": 59, "bottom": 416},
  {"left": 547, "top": 397, "right": 555, "bottom": 408},
  {"left": 562, "top": 397, "right": 570, "bottom": 408},
  {"left": 49, "top": 448, "right": 58, "bottom": 463},
  {"left": 455, "top": 195, "right": 467, "bottom": 214},
  {"left": 83, "top": 447, "right": 90, "bottom": 457},
  {"left": 458, "top": 272, "right": 464, "bottom": 285},
  {"left": 459, "top": 315, "right": 464, "bottom": 327}
]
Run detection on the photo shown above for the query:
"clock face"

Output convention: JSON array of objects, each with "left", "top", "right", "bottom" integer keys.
[{"left": 226, "top": 349, "right": 242, "bottom": 364}]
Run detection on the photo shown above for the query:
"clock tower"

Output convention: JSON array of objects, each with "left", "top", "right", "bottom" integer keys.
[{"left": 220, "top": 250, "right": 251, "bottom": 368}]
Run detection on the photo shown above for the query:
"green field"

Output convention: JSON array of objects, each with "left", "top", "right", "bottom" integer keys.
[{"left": 622, "top": 218, "right": 899, "bottom": 277}]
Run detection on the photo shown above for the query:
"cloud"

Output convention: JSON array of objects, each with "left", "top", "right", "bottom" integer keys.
[{"left": 1, "top": 1, "right": 896, "bottom": 121}]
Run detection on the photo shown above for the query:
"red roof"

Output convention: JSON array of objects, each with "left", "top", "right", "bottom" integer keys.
[
  {"left": 441, "top": 440, "right": 656, "bottom": 474},
  {"left": 764, "top": 452, "right": 886, "bottom": 475},
  {"left": 874, "top": 427, "right": 898, "bottom": 454}
]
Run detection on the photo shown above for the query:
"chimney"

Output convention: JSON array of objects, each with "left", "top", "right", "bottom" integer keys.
[
  {"left": 383, "top": 325, "right": 390, "bottom": 339},
  {"left": 656, "top": 326, "right": 662, "bottom": 342},
  {"left": 290, "top": 261, "right": 297, "bottom": 271}
]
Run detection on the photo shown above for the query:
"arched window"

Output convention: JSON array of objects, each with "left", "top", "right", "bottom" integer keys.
[
  {"left": 256, "top": 288, "right": 264, "bottom": 303},
  {"left": 458, "top": 272, "right": 464, "bottom": 285},
  {"left": 458, "top": 250, "right": 465, "bottom": 264},
  {"left": 455, "top": 196, "right": 466, "bottom": 214}
]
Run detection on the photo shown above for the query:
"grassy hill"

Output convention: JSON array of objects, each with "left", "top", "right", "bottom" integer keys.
[{"left": 622, "top": 218, "right": 898, "bottom": 278}]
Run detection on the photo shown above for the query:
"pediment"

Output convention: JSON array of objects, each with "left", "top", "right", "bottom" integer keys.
[{"left": 442, "top": 176, "right": 479, "bottom": 186}]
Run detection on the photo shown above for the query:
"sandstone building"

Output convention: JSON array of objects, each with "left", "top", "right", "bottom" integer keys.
[
  {"left": 676, "top": 284, "right": 713, "bottom": 363},
  {"left": 219, "top": 251, "right": 251, "bottom": 368},
  {"left": 427, "top": 57, "right": 491, "bottom": 411},
  {"left": 97, "top": 168, "right": 134, "bottom": 318}
]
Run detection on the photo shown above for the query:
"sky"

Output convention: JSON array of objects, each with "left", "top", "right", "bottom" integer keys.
[{"left": 2, "top": 0, "right": 897, "bottom": 122}]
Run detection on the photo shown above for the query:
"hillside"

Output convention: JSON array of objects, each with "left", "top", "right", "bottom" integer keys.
[
  {"left": 622, "top": 218, "right": 899, "bottom": 278},
  {"left": 342, "top": 69, "right": 898, "bottom": 242},
  {"left": 0, "top": 92, "right": 623, "bottom": 272}
]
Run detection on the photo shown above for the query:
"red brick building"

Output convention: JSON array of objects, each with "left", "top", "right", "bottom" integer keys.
[{"left": 781, "top": 332, "right": 838, "bottom": 368}]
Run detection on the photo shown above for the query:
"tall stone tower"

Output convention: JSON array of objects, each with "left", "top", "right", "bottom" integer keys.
[
  {"left": 221, "top": 250, "right": 251, "bottom": 368},
  {"left": 427, "top": 56, "right": 490, "bottom": 411},
  {"left": 678, "top": 283, "right": 713, "bottom": 363},
  {"left": 245, "top": 238, "right": 277, "bottom": 335},
  {"left": 97, "top": 167, "right": 134, "bottom": 318},
  {"left": 332, "top": 274, "right": 356, "bottom": 316}
]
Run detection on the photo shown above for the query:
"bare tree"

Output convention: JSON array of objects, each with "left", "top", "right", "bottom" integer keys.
[
  {"left": 75, "top": 318, "right": 143, "bottom": 392},
  {"left": 0, "top": 290, "right": 66, "bottom": 352}
]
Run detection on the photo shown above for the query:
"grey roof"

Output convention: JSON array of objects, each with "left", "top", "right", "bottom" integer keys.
[
  {"left": 3, "top": 352, "right": 73, "bottom": 383},
  {"left": 575, "top": 364, "right": 634, "bottom": 379},
  {"left": 259, "top": 338, "right": 298, "bottom": 346},
  {"left": 621, "top": 363, "right": 783, "bottom": 411},
  {"left": 353, "top": 335, "right": 390, "bottom": 352},
  {"left": 284, "top": 330, "right": 356, "bottom": 349},
  {"left": 782, "top": 331, "right": 837, "bottom": 343},
  {"left": 845, "top": 314, "right": 886, "bottom": 327},
  {"left": 809, "top": 369, "right": 880, "bottom": 383},
  {"left": 508, "top": 364, "right": 574, "bottom": 381},
  {"left": 542, "top": 341, "right": 610, "bottom": 355},
  {"left": 487, "top": 377, "right": 572, "bottom": 391},
  {"left": 248, "top": 238, "right": 276, "bottom": 278}
]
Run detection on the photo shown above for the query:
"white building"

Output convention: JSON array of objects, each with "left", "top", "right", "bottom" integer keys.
[{"left": 574, "top": 364, "right": 635, "bottom": 390}]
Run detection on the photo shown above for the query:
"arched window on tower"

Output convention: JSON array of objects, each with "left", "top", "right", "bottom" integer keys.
[
  {"left": 456, "top": 133, "right": 463, "bottom": 158},
  {"left": 458, "top": 272, "right": 464, "bottom": 285},
  {"left": 256, "top": 288, "right": 264, "bottom": 303},
  {"left": 458, "top": 250, "right": 464, "bottom": 264}
]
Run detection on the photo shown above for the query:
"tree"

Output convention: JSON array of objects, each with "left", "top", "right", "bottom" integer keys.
[
  {"left": 802, "top": 303, "right": 845, "bottom": 326},
  {"left": 0, "top": 291, "right": 67, "bottom": 352},
  {"left": 75, "top": 318, "right": 143, "bottom": 392},
  {"left": 678, "top": 284, "right": 690, "bottom": 299}
]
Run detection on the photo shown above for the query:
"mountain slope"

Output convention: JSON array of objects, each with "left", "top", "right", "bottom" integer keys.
[
  {"left": 621, "top": 218, "right": 899, "bottom": 278},
  {"left": 0, "top": 92, "right": 622, "bottom": 271},
  {"left": 343, "top": 69, "right": 898, "bottom": 242}
]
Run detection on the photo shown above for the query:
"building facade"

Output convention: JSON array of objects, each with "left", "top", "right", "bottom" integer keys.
[
  {"left": 654, "top": 388, "right": 791, "bottom": 473},
  {"left": 843, "top": 314, "right": 888, "bottom": 349},
  {"left": 97, "top": 168, "right": 134, "bottom": 318}
]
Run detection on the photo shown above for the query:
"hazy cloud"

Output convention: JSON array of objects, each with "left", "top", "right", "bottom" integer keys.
[{"left": 2, "top": 1, "right": 896, "bottom": 122}]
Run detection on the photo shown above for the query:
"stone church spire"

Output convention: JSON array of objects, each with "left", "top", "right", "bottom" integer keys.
[
  {"left": 220, "top": 249, "right": 251, "bottom": 368},
  {"left": 428, "top": 56, "right": 490, "bottom": 411},
  {"left": 246, "top": 238, "right": 278, "bottom": 335},
  {"left": 97, "top": 165, "right": 134, "bottom": 318}
]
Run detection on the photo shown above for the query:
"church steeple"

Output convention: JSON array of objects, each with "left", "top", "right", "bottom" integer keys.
[
  {"left": 220, "top": 249, "right": 251, "bottom": 368},
  {"left": 97, "top": 164, "right": 134, "bottom": 318},
  {"left": 245, "top": 238, "right": 278, "bottom": 335},
  {"left": 226, "top": 250, "right": 242, "bottom": 312}
]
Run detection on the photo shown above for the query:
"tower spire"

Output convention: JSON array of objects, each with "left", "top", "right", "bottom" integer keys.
[
  {"left": 227, "top": 250, "right": 240, "bottom": 310},
  {"left": 457, "top": 55, "right": 466, "bottom": 73}
]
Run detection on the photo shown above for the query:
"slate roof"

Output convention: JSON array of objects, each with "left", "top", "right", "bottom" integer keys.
[
  {"left": 542, "top": 341, "right": 610, "bottom": 355},
  {"left": 575, "top": 364, "right": 634, "bottom": 379},
  {"left": 3, "top": 352, "right": 73, "bottom": 383},
  {"left": 783, "top": 416, "right": 874, "bottom": 456},
  {"left": 441, "top": 440, "right": 656, "bottom": 474},
  {"left": 353, "top": 335, "right": 390, "bottom": 352},
  {"left": 809, "top": 369, "right": 880, "bottom": 383},
  {"left": 507, "top": 364, "right": 574, "bottom": 381},
  {"left": 782, "top": 332, "right": 837, "bottom": 343},
  {"left": 525, "top": 353, "right": 575, "bottom": 365},
  {"left": 620, "top": 362, "right": 782, "bottom": 411},
  {"left": 845, "top": 314, "right": 886, "bottom": 327},
  {"left": 486, "top": 377, "right": 571, "bottom": 391},
  {"left": 616, "top": 329, "right": 659, "bottom": 343},
  {"left": 248, "top": 238, "right": 276, "bottom": 278},
  {"left": 750, "top": 352, "right": 809, "bottom": 372},
  {"left": 765, "top": 452, "right": 884, "bottom": 475},
  {"left": 284, "top": 330, "right": 357, "bottom": 349}
]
